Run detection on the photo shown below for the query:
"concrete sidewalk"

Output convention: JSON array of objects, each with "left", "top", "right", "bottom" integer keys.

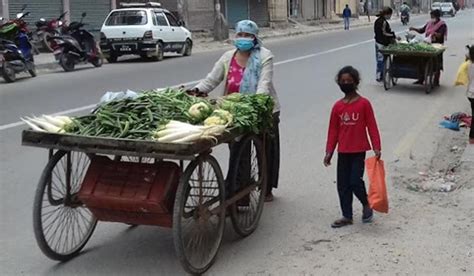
[{"left": 34, "top": 13, "right": 426, "bottom": 71}]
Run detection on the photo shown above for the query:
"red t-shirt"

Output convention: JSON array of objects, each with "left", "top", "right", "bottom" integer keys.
[
  {"left": 326, "top": 97, "right": 381, "bottom": 153},
  {"left": 226, "top": 56, "right": 245, "bottom": 94}
]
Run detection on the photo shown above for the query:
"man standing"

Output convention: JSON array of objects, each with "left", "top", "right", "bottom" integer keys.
[{"left": 343, "top": 4, "right": 352, "bottom": 30}]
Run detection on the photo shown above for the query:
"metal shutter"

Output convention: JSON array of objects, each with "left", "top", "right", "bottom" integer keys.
[
  {"left": 249, "top": 0, "right": 269, "bottom": 27},
  {"left": 70, "top": 0, "right": 111, "bottom": 32},
  {"left": 9, "top": 0, "right": 63, "bottom": 27},
  {"left": 226, "top": 0, "right": 249, "bottom": 28}
]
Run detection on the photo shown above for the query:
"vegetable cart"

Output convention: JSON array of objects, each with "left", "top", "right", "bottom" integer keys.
[
  {"left": 380, "top": 47, "right": 445, "bottom": 94},
  {"left": 23, "top": 128, "right": 268, "bottom": 275}
]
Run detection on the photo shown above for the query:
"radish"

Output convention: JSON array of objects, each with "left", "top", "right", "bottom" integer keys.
[
  {"left": 21, "top": 118, "right": 46, "bottom": 132},
  {"left": 157, "top": 129, "right": 204, "bottom": 143},
  {"left": 26, "top": 117, "right": 63, "bottom": 133},
  {"left": 42, "top": 115, "right": 67, "bottom": 128}
]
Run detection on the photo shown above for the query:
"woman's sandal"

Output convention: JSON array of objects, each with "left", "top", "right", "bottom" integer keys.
[{"left": 331, "top": 218, "right": 353, "bottom": 228}]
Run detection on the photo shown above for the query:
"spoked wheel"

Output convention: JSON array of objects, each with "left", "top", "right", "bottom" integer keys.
[
  {"left": 173, "top": 155, "right": 226, "bottom": 275},
  {"left": 229, "top": 135, "right": 266, "bottom": 237},
  {"left": 33, "top": 150, "right": 97, "bottom": 261},
  {"left": 424, "top": 59, "right": 434, "bottom": 94},
  {"left": 383, "top": 55, "right": 393, "bottom": 91}
]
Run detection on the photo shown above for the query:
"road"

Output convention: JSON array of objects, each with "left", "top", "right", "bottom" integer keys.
[{"left": 1, "top": 12, "right": 473, "bottom": 275}]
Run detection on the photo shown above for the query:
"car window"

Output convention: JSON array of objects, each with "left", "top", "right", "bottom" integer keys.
[
  {"left": 165, "top": 13, "right": 179, "bottom": 27},
  {"left": 105, "top": 10, "right": 147, "bottom": 26},
  {"left": 154, "top": 12, "right": 168, "bottom": 26}
]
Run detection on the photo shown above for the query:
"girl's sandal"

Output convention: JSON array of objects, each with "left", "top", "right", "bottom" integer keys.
[{"left": 331, "top": 218, "right": 353, "bottom": 228}]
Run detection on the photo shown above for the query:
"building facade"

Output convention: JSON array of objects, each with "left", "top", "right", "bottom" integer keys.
[
  {"left": 289, "top": 0, "right": 332, "bottom": 19},
  {"left": 2, "top": 0, "right": 115, "bottom": 32}
]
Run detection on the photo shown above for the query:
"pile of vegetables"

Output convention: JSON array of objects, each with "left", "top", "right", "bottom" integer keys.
[
  {"left": 385, "top": 43, "right": 439, "bottom": 53},
  {"left": 23, "top": 88, "right": 275, "bottom": 144}
]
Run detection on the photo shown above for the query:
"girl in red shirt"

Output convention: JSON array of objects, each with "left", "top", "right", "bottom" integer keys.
[{"left": 324, "top": 66, "right": 382, "bottom": 228}]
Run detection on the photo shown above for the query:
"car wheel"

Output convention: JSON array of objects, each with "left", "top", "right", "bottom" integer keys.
[
  {"left": 181, "top": 39, "right": 192, "bottom": 57},
  {"left": 152, "top": 42, "right": 164, "bottom": 62},
  {"left": 106, "top": 55, "right": 118, "bottom": 63}
]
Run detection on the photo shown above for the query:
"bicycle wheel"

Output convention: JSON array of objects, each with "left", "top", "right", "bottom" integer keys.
[
  {"left": 229, "top": 135, "right": 266, "bottom": 237},
  {"left": 173, "top": 155, "right": 226, "bottom": 275},
  {"left": 33, "top": 150, "right": 97, "bottom": 261}
]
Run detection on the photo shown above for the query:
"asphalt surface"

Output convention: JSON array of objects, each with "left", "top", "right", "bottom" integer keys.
[{"left": 1, "top": 11, "right": 473, "bottom": 275}]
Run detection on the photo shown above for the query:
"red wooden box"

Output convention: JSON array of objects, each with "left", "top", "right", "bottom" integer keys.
[{"left": 78, "top": 156, "right": 181, "bottom": 227}]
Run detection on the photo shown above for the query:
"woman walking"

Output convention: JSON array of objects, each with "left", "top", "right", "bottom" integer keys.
[{"left": 188, "top": 20, "right": 280, "bottom": 202}]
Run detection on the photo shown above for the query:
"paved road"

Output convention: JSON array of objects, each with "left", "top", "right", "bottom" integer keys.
[{"left": 1, "top": 11, "right": 473, "bottom": 275}]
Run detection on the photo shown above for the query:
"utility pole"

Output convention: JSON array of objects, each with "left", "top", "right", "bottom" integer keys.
[{"left": 213, "top": 0, "right": 229, "bottom": 41}]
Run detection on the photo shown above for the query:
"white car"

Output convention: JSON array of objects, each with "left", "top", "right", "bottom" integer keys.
[
  {"left": 100, "top": 2, "right": 193, "bottom": 63},
  {"left": 440, "top": 2, "right": 456, "bottom": 16},
  {"left": 431, "top": 2, "right": 441, "bottom": 10}
]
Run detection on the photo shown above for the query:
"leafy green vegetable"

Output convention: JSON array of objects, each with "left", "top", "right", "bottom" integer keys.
[{"left": 384, "top": 43, "right": 439, "bottom": 53}]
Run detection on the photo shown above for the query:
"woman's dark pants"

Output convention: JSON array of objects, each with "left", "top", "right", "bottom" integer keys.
[
  {"left": 470, "top": 98, "right": 474, "bottom": 139},
  {"left": 337, "top": 152, "right": 369, "bottom": 219},
  {"left": 265, "top": 112, "right": 280, "bottom": 195}
]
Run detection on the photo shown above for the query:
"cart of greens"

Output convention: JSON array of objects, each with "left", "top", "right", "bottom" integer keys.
[{"left": 21, "top": 89, "right": 275, "bottom": 144}]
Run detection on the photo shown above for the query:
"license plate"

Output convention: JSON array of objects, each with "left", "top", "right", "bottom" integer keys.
[{"left": 120, "top": 45, "right": 132, "bottom": 52}]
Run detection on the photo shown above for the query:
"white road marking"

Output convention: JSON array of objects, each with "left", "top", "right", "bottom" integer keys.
[{"left": 0, "top": 37, "right": 376, "bottom": 131}]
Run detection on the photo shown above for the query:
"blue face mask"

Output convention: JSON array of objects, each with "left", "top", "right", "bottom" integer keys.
[{"left": 235, "top": 37, "right": 255, "bottom": 51}]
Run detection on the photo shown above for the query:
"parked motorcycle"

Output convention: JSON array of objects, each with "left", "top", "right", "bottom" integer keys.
[
  {"left": 32, "top": 11, "right": 68, "bottom": 52},
  {"left": 50, "top": 12, "right": 103, "bottom": 72},
  {"left": 0, "top": 5, "right": 36, "bottom": 82},
  {"left": 1, "top": 36, "right": 36, "bottom": 83}
]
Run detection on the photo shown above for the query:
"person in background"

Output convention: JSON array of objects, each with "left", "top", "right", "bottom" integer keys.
[
  {"left": 324, "top": 66, "right": 381, "bottom": 228},
  {"left": 410, "top": 9, "right": 447, "bottom": 86},
  {"left": 400, "top": 2, "right": 411, "bottom": 21},
  {"left": 343, "top": 4, "right": 352, "bottom": 30},
  {"left": 455, "top": 45, "right": 474, "bottom": 144},
  {"left": 188, "top": 20, "right": 281, "bottom": 202},
  {"left": 374, "top": 7, "right": 398, "bottom": 82}
]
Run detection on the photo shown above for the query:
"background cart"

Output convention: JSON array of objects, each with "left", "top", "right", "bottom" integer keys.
[
  {"left": 22, "top": 129, "right": 269, "bottom": 275},
  {"left": 380, "top": 48, "right": 446, "bottom": 94}
]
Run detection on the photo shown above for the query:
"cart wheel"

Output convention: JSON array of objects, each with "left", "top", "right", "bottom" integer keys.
[
  {"left": 33, "top": 150, "right": 97, "bottom": 261},
  {"left": 173, "top": 155, "right": 226, "bottom": 275},
  {"left": 383, "top": 56, "right": 393, "bottom": 91},
  {"left": 424, "top": 60, "right": 434, "bottom": 94},
  {"left": 229, "top": 135, "right": 266, "bottom": 237}
]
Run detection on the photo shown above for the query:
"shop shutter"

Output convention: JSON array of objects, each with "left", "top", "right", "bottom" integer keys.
[
  {"left": 9, "top": 0, "right": 63, "bottom": 27},
  {"left": 70, "top": 0, "right": 111, "bottom": 33}
]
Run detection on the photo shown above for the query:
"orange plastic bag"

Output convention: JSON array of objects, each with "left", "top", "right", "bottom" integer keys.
[{"left": 365, "top": 157, "right": 389, "bottom": 213}]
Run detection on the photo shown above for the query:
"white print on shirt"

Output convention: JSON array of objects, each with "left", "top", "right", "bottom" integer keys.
[{"left": 339, "top": 112, "right": 360, "bottom": 126}]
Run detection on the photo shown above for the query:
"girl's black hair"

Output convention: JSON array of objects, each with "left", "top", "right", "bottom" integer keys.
[
  {"left": 376, "top": 7, "right": 393, "bottom": 17},
  {"left": 467, "top": 45, "right": 474, "bottom": 61},
  {"left": 430, "top": 9, "right": 441, "bottom": 18},
  {"left": 335, "top": 66, "right": 361, "bottom": 85}
]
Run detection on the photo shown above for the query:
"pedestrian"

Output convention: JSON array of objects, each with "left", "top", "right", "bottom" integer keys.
[
  {"left": 455, "top": 45, "right": 474, "bottom": 144},
  {"left": 187, "top": 20, "right": 280, "bottom": 202},
  {"left": 409, "top": 9, "right": 447, "bottom": 86},
  {"left": 374, "top": 7, "right": 398, "bottom": 82},
  {"left": 343, "top": 4, "right": 352, "bottom": 30},
  {"left": 324, "top": 66, "right": 382, "bottom": 228}
]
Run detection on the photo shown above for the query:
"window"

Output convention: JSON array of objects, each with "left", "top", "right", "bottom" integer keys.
[
  {"left": 105, "top": 10, "right": 148, "bottom": 26},
  {"left": 154, "top": 12, "right": 169, "bottom": 26},
  {"left": 165, "top": 13, "right": 179, "bottom": 27}
]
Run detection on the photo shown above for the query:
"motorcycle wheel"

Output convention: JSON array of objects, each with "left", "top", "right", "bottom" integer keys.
[
  {"left": 91, "top": 56, "right": 103, "bottom": 68},
  {"left": 28, "top": 62, "right": 37, "bottom": 77},
  {"left": 2, "top": 63, "right": 16, "bottom": 83},
  {"left": 60, "top": 54, "right": 75, "bottom": 72},
  {"left": 43, "top": 32, "right": 57, "bottom": 52}
]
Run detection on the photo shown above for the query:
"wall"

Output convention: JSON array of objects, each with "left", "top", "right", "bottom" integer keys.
[
  {"left": 187, "top": 0, "right": 213, "bottom": 31},
  {"left": 268, "top": 0, "right": 288, "bottom": 22},
  {"left": 335, "top": 0, "right": 358, "bottom": 14}
]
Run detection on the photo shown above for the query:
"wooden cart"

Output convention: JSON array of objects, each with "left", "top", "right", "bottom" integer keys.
[
  {"left": 22, "top": 129, "right": 268, "bottom": 275},
  {"left": 380, "top": 48, "right": 445, "bottom": 94}
]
